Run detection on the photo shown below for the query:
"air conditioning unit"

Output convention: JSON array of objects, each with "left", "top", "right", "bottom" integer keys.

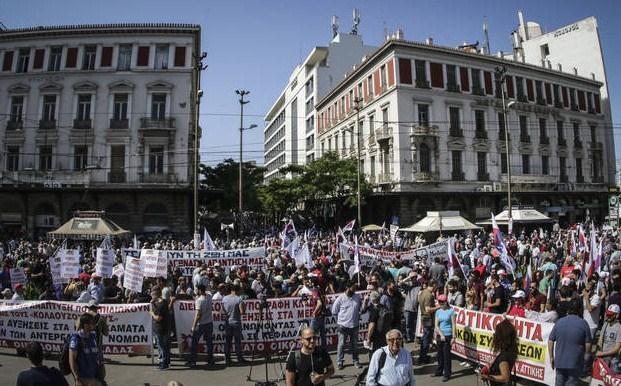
[
  {"left": 483, "top": 185, "right": 493, "bottom": 192},
  {"left": 492, "top": 182, "right": 502, "bottom": 191}
]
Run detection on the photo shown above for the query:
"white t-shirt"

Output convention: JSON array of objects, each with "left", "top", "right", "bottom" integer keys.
[{"left": 583, "top": 294, "right": 601, "bottom": 330}]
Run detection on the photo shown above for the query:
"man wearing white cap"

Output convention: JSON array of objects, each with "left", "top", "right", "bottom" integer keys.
[
  {"left": 507, "top": 290, "right": 526, "bottom": 318},
  {"left": 595, "top": 304, "right": 621, "bottom": 369}
]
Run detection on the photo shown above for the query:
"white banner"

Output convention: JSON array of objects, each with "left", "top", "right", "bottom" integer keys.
[
  {"left": 0, "top": 301, "right": 152, "bottom": 355},
  {"left": 173, "top": 292, "right": 368, "bottom": 354},
  {"left": 141, "top": 249, "right": 168, "bottom": 278},
  {"left": 60, "top": 249, "right": 80, "bottom": 279},
  {"left": 95, "top": 248, "right": 115, "bottom": 278},
  {"left": 49, "top": 255, "right": 67, "bottom": 285},
  {"left": 112, "top": 264, "right": 124, "bottom": 279},
  {"left": 123, "top": 256, "right": 144, "bottom": 293},
  {"left": 451, "top": 307, "right": 555, "bottom": 385},
  {"left": 9, "top": 268, "right": 25, "bottom": 290},
  {"left": 168, "top": 247, "right": 266, "bottom": 276}
]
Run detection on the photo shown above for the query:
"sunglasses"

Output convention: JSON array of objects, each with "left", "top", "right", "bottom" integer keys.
[{"left": 302, "top": 336, "right": 317, "bottom": 341}]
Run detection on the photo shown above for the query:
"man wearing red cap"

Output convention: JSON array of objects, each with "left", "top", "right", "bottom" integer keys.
[
  {"left": 12, "top": 283, "right": 24, "bottom": 300},
  {"left": 595, "top": 304, "right": 621, "bottom": 368}
]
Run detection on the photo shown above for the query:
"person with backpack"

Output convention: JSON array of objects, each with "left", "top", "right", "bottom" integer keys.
[
  {"left": 365, "top": 291, "right": 392, "bottom": 360},
  {"left": 68, "top": 313, "right": 105, "bottom": 386},
  {"left": 80, "top": 300, "right": 108, "bottom": 352},
  {"left": 285, "top": 327, "right": 334, "bottom": 386},
  {"left": 365, "top": 329, "right": 415, "bottom": 386},
  {"left": 17, "top": 342, "right": 68, "bottom": 386}
]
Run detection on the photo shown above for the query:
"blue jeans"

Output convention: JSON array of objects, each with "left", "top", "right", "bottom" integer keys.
[
  {"left": 336, "top": 325, "right": 359, "bottom": 366},
  {"left": 190, "top": 322, "right": 213, "bottom": 363},
  {"left": 154, "top": 331, "right": 170, "bottom": 368},
  {"left": 419, "top": 325, "right": 433, "bottom": 361},
  {"left": 436, "top": 336, "right": 452, "bottom": 377},
  {"left": 404, "top": 310, "right": 417, "bottom": 341},
  {"left": 224, "top": 321, "right": 243, "bottom": 360},
  {"left": 555, "top": 368, "right": 579, "bottom": 386},
  {"left": 311, "top": 317, "right": 327, "bottom": 348}
]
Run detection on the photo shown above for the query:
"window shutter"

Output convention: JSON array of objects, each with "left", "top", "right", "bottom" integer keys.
[
  {"left": 2, "top": 51, "right": 13, "bottom": 71},
  {"left": 526, "top": 79, "right": 534, "bottom": 101},
  {"left": 505, "top": 75, "right": 514, "bottom": 98},
  {"left": 562, "top": 87, "right": 569, "bottom": 107},
  {"left": 594, "top": 94, "right": 601, "bottom": 113},
  {"left": 430, "top": 62, "right": 444, "bottom": 88},
  {"left": 137, "top": 46, "right": 150, "bottom": 66},
  {"left": 66, "top": 47, "right": 78, "bottom": 68},
  {"left": 387, "top": 59, "right": 395, "bottom": 87},
  {"left": 100, "top": 47, "right": 113, "bottom": 67},
  {"left": 545, "top": 83, "right": 552, "bottom": 105},
  {"left": 363, "top": 80, "right": 368, "bottom": 103},
  {"left": 174, "top": 46, "right": 186, "bottom": 67},
  {"left": 398, "top": 58, "right": 412, "bottom": 84},
  {"left": 577, "top": 90, "right": 586, "bottom": 110},
  {"left": 33, "top": 49, "right": 45, "bottom": 69},
  {"left": 460, "top": 67, "right": 470, "bottom": 92},
  {"left": 484, "top": 71, "right": 493, "bottom": 95},
  {"left": 373, "top": 70, "right": 381, "bottom": 95}
]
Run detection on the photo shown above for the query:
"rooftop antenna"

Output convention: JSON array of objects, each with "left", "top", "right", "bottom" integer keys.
[
  {"left": 483, "top": 16, "right": 491, "bottom": 55},
  {"left": 331, "top": 15, "right": 339, "bottom": 38},
  {"left": 351, "top": 8, "right": 360, "bottom": 35},
  {"left": 0, "top": 21, "right": 7, "bottom": 30}
]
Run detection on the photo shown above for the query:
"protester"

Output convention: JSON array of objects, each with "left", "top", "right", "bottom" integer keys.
[
  {"left": 150, "top": 287, "right": 171, "bottom": 371},
  {"left": 401, "top": 271, "right": 420, "bottom": 343},
  {"left": 331, "top": 281, "right": 362, "bottom": 370},
  {"left": 479, "top": 319, "right": 518, "bottom": 386},
  {"left": 366, "top": 329, "right": 415, "bottom": 386},
  {"left": 221, "top": 284, "right": 247, "bottom": 364},
  {"left": 285, "top": 327, "right": 334, "bottom": 386},
  {"left": 595, "top": 304, "right": 621, "bottom": 370},
  {"left": 417, "top": 280, "right": 438, "bottom": 364},
  {"left": 186, "top": 283, "right": 214, "bottom": 368},
  {"left": 81, "top": 300, "right": 108, "bottom": 352},
  {"left": 69, "top": 313, "right": 106, "bottom": 386},
  {"left": 16, "top": 342, "right": 68, "bottom": 386},
  {"left": 365, "top": 291, "right": 391, "bottom": 360},
  {"left": 433, "top": 294, "right": 456, "bottom": 381},
  {"left": 12, "top": 283, "right": 24, "bottom": 300}
]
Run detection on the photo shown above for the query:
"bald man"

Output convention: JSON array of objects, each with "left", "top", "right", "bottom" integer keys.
[{"left": 286, "top": 327, "right": 335, "bottom": 386}]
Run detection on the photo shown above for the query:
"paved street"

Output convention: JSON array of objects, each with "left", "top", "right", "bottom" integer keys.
[{"left": 0, "top": 342, "right": 480, "bottom": 386}]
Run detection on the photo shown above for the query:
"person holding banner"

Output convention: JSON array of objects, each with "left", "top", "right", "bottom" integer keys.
[{"left": 479, "top": 319, "right": 517, "bottom": 386}]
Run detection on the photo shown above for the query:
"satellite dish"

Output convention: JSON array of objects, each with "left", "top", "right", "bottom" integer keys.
[{"left": 352, "top": 9, "right": 360, "bottom": 35}]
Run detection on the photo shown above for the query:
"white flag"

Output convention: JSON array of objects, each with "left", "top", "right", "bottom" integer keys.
[
  {"left": 353, "top": 235, "right": 360, "bottom": 273},
  {"left": 203, "top": 228, "right": 216, "bottom": 251}
]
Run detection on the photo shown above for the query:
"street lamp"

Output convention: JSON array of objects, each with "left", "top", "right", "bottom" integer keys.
[
  {"left": 192, "top": 51, "right": 207, "bottom": 244},
  {"left": 496, "top": 66, "right": 513, "bottom": 233}
]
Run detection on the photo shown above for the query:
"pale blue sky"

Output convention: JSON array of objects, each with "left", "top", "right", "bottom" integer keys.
[{"left": 2, "top": 0, "right": 619, "bottom": 167}]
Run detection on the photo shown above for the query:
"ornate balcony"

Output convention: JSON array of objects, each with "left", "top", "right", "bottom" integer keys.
[
  {"left": 39, "top": 119, "right": 56, "bottom": 130},
  {"left": 375, "top": 126, "right": 393, "bottom": 143},
  {"left": 415, "top": 80, "right": 430, "bottom": 89},
  {"left": 477, "top": 172, "right": 490, "bottom": 181},
  {"left": 109, "top": 119, "right": 129, "bottom": 130},
  {"left": 411, "top": 125, "right": 438, "bottom": 137},
  {"left": 140, "top": 117, "right": 175, "bottom": 129},
  {"left": 472, "top": 87, "right": 485, "bottom": 96},
  {"left": 108, "top": 171, "right": 126, "bottom": 183},
  {"left": 6, "top": 120, "right": 23, "bottom": 131},
  {"left": 446, "top": 83, "right": 461, "bottom": 93},
  {"left": 377, "top": 173, "right": 394, "bottom": 185},
  {"left": 451, "top": 171, "right": 465, "bottom": 181},
  {"left": 73, "top": 119, "right": 92, "bottom": 130}
]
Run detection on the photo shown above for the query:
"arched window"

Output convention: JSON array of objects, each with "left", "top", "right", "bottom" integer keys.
[{"left": 419, "top": 143, "right": 431, "bottom": 173}]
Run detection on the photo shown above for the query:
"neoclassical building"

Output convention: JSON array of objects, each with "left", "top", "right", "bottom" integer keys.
[{"left": 0, "top": 24, "right": 201, "bottom": 237}]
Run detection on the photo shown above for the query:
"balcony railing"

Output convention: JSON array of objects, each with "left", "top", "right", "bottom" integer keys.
[
  {"left": 368, "top": 133, "right": 375, "bottom": 144},
  {"left": 377, "top": 173, "right": 394, "bottom": 184},
  {"left": 451, "top": 171, "right": 465, "bottom": 181},
  {"left": 108, "top": 171, "right": 126, "bottom": 183},
  {"left": 554, "top": 101, "right": 564, "bottom": 109},
  {"left": 73, "top": 119, "right": 92, "bottom": 130},
  {"left": 498, "top": 131, "right": 510, "bottom": 141},
  {"left": 449, "top": 128, "right": 463, "bottom": 138},
  {"left": 517, "top": 94, "right": 528, "bottom": 103},
  {"left": 536, "top": 97, "right": 546, "bottom": 106},
  {"left": 570, "top": 103, "right": 579, "bottom": 112},
  {"left": 411, "top": 125, "right": 438, "bottom": 137},
  {"left": 140, "top": 173, "right": 177, "bottom": 183},
  {"left": 375, "top": 126, "right": 393, "bottom": 143},
  {"left": 110, "top": 119, "right": 129, "bottom": 130},
  {"left": 140, "top": 117, "right": 176, "bottom": 129},
  {"left": 540, "top": 136, "right": 550, "bottom": 145},
  {"left": 414, "top": 171, "right": 439, "bottom": 182},
  {"left": 520, "top": 134, "right": 530, "bottom": 143},
  {"left": 6, "top": 120, "right": 23, "bottom": 131},
  {"left": 560, "top": 174, "right": 569, "bottom": 183},
  {"left": 446, "top": 83, "right": 461, "bottom": 93},
  {"left": 558, "top": 138, "right": 567, "bottom": 147},
  {"left": 39, "top": 119, "right": 56, "bottom": 130},
  {"left": 592, "top": 175, "right": 604, "bottom": 184},
  {"left": 590, "top": 142, "right": 603, "bottom": 150},
  {"left": 477, "top": 172, "right": 489, "bottom": 181},
  {"left": 576, "top": 175, "right": 584, "bottom": 183},
  {"left": 474, "top": 130, "right": 487, "bottom": 140},
  {"left": 415, "top": 79, "right": 430, "bottom": 89},
  {"left": 472, "top": 86, "right": 485, "bottom": 96},
  {"left": 588, "top": 107, "right": 596, "bottom": 115},
  {"left": 574, "top": 138, "right": 583, "bottom": 148}
]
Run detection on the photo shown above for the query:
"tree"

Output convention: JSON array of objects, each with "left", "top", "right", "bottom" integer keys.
[{"left": 200, "top": 159, "right": 264, "bottom": 212}]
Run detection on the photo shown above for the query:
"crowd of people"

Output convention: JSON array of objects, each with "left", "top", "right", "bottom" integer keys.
[{"left": 3, "top": 222, "right": 621, "bottom": 386}]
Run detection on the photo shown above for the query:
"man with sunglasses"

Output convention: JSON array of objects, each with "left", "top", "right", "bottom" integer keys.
[
  {"left": 366, "top": 329, "right": 415, "bottom": 386},
  {"left": 285, "top": 327, "right": 334, "bottom": 386}
]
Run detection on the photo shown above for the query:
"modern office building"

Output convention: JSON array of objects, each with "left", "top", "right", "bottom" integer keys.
[{"left": 0, "top": 23, "right": 201, "bottom": 237}]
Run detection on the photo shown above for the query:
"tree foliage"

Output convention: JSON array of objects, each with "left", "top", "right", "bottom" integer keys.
[{"left": 200, "top": 158, "right": 264, "bottom": 212}]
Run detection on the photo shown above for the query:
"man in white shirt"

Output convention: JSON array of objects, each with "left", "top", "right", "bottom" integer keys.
[{"left": 366, "top": 329, "right": 415, "bottom": 386}]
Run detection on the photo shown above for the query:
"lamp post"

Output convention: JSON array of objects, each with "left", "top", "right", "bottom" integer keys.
[
  {"left": 236, "top": 90, "right": 256, "bottom": 235},
  {"left": 496, "top": 66, "right": 513, "bottom": 233},
  {"left": 192, "top": 51, "right": 207, "bottom": 243}
]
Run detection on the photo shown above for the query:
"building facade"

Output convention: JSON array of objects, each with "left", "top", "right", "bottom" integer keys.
[
  {"left": 263, "top": 32, "right": 376, "bottom": 181},
  {"left": 0, "top": 24, "right": 201, "bottom": 237},
  {"left": 315, "top": 35, "right": 613, "bottom": 226}
]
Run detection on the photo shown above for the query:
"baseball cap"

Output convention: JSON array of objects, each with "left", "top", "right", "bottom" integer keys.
[
  {"left": 14, "top": 283, "right": 23, "bottom": 290},
  {"left": 606, "top": 304, "right": 621, "bottom": 316},
  {"left": 511, "top": 290, "right": 526, "bottom": 299},
  {"left": 437, "top": 294, "right": 448, "bottom": 303}
]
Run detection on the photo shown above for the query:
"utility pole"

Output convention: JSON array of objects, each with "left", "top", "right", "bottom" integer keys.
[
  {"left": 236, "top": 90, "right": 255, "bottom": 235},
  {"left": 354, "top": 96, "right": 363, "bottom": 226},
  {"left": 192, "top": 51, "right": 207, "bottom": 244},
  {"left": 496, "top": 66, "right": 513, "bottom": 233}
]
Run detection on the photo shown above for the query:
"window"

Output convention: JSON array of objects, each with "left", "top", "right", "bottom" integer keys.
[
  {"left": 149, "top": 146, "right": 165, "bottom": 174},
  {"left": 576, "top": 158, "right": 583, "bottom": 180},
  {"left": 340, "top": 96, "right": 345, "bottom": 116},
  {"left": 367, "top": 76, "right": 373, "bottom": 98},
  {"left": 542, "top": 156, "right": 549, "bottom": 175},
  {"left": 2, "top": 51, "right": 14, "bottom": 71},
  {"left": 515, "top": 77, "right": 525, "bottom": 99},
  {"left": 573, "top": 122, "right": 580, "bottom": 139},
  {"left": 415, "top": 60, "right": 426, "bottom": 82},
  {"left": 498, "top": 112, "right": 506, "bottom": 139},
  {"left": 380, "top": 64, "right": 387, "bottom": 88},
  {"left": 535, "top": 81, "right": 544, "bottom": 102},
  {"left": 151, "top": 94, "right": 166, "bottom": 120},
  {"left": 522, "top": 154, "right": 530, "bottom": 174},
  {"left": 305, "top": 97, "right": 314, "bottom": 116},
  {"left": 305, "top": 116, "right": 314, "bottom": 133},
  {"left": 369, "top": 114, "right": 375, "bottom": 137},
  {"left": 451, "top": 151, "right": 462, "bottom": 178},
  {"left": 553, "top": 85, "right": 561, "bottom": 105},
  {"left": 430, "top": 62, "right": 444, "bottom": 88},
  {"left": 16, "top": 48, "right": 30, "bottom": 73},
  {"left": 557, "top": 121, "right": 565, "bottom": 142},
  {"left": 173, "top": 46, "right": 186, "bottom": 67},
  {"left": 82, "top": 45, "right": 96, "bottom": 70},
  {"left": 519, "top": 116, "right": 528, "bottom": 140},
  {"left": 42, "top": 95, "right": 56, "bottom": 121},
  {"left": 446, "top": 64, "right": 457, "bottom": 88},
  {"left": 100, "top": 47, "right": 113, "bottom": 67},
  {"left": 334, "top": 134, "right": 339, "bottom": 151},
  {"left": 155, "top": 44, "right": 169, "bottom": 69},
  {"left": 48, "top": 46, "right": 62, "bottom": 71},
  {"left": 137, "top": 46, "right": 150, "bottom": 66},
  {"left": 76, "top": 94, "right": 91, "bottom": 121},
  {"left": 117, "top": 44, "right": 132, "bottom": 70},
  {"left": 420, "top": 143, "right": 431, "bottom": 173},
  {"left": 501, "top": 154, "right": 507, "bottom": 174},
  {"left": 418, "top": 104, "right": 429, "bottom": 127},
  {"left": 540, "top": 44, "right": 550, "bottom": 57},
  {"left": 113, "top": 94, "right": 128, "bottom": 120},
  {"left": 382, "top": 107, "right": 389, "bottom": 127},
  {"left": 559, "top": 157, "right": 566, "bottom": 177},
  {"left": 7, "top": 146, "right": 19, "bottom": 171},
  {"left": 539, "top": 118, "right": 547, "bottom": 142},
  {"left": 65, "top": 47, "right": 78, "bottom": 68},
  {"left": 370, "top": 156, "right": 376, "bottom": 176},
  {"left": 341, "top": 133, "right": 346, "bottom": 150},
  {"left": 39, "top": 146, "right": 52, "bottom": 171},
  {"left": 471, "top": 68, "right": 481, "bottom": 92},
  {"left": 357, "top": 83, "right": 363, "bottom": 99},
  {"left": 305, "top": 77, "right": 314, "bottom": 98},
  {"left": 590, "top": 125, "right": 597, "bottom": 143},
  {"left": 449, "top": 107, "right": 460, "bottom": 136},
  {"left": 74, "top": 146, "right": 88, "bottom": 170},
  {"left": 9, "top": 96, "right": 24, "bottom": 122},
  {"left": 475, "top": 110, "right": 485, "bottom": 137},
  {"left": 477, "top": 152, "right": 487, "bottom": 175}
]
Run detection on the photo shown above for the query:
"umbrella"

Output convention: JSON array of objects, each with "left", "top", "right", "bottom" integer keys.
[
  {"left": 401, "top": 211, "right": 481, "bottom": 233},
  {"left": 48, "top": 211, "right": 130, "bottom": 240},
  {"left": 361, "top": 224, "right": 386, "bottom": 232}
]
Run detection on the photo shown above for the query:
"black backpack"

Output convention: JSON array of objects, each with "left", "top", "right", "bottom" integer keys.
[{"left": 59, "top": 333, "right": 80, "bottom": 375}]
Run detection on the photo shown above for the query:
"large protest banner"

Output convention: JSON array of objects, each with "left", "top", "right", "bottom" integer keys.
[
  {"left": 95, "top": 248, "right": 115, "bottom": 278},
  {"left": 451, "top": 307, "right": 555, "bottom": 385},
  {"left": 0, "top": 301, "right": 152, "bottom": 355},
  {"left": 591, "top": 358, "right": 621, "bottom": 386},
  {"left": 339, "top": 240, "right": 447, "bottom": 266},
  {"left": 60, "top": 249, "right": 80, "bottom": 279},
  {"left": 168, "top": 247, "right": 266, "bottom": 276},
  {"left": 173, "top": 292, "right": 368, "bottom": 354}
]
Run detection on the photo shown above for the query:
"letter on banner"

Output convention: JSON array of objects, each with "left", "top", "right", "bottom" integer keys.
[
  {"left": 123, "top": 256, "right": 144, "bottom": 292},
  {"left": 95, "top": 248, "right": 115, "bottom": 278},
  {"left": 142, "top": 249, "right": 167, "bottom": 278},
  {"left": 10, "top": 267, "right": 25, "bottom": 290},
  {"left": 60, "top": 249, "right": 80, "bottom": 279}
]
